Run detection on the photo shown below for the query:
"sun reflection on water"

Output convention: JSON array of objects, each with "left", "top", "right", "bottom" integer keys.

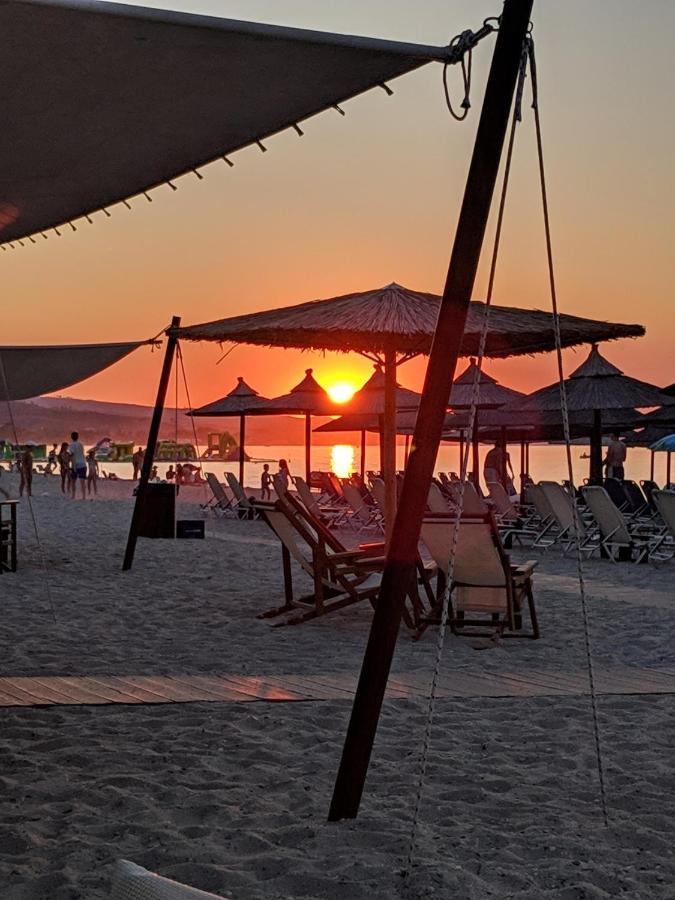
[{"left": 331, "top": 444, "right": 355, "bottom": 479}]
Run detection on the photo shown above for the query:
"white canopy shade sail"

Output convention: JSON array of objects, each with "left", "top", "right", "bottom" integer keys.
[
  {"left": 0, "top": 341, "right": 153, "bottom": 401},
  {"left": 0, "top": 0, "right": 460, "bottom": 245}
]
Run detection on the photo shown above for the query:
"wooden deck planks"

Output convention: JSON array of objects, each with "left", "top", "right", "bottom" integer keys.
[{"left": 0, "top": 667, "right": 674, "bottom": 709}]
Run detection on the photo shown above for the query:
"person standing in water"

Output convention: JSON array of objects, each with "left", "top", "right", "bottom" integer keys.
[{"left": 261, "top": 463, "right": 272, "bottom": 500}]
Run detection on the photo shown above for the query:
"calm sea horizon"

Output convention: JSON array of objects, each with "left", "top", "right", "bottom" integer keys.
[{"left": 99, "top": 442, "right": 667, "bottom": 490}]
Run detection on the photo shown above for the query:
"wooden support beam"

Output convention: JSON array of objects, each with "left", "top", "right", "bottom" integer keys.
[
  {"left": 383, "top": 349, "right": 398, "bottom": 540},
  {"left": 328, "top": 0, "right": 533, "bottom": 821},
  {"left": 123, "top": 315, "right": 181, "bottom": 571}
]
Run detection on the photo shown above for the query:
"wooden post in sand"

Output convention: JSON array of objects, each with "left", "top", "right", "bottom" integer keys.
[
  {"left": 122, "top": 315, "right": 181, "bottom": 571},
  {"left": 382, "top": 348, "right": 398, "bottom": 540},
  {"left": 328, "top": 0, "right": 533, "bottom": 821}
]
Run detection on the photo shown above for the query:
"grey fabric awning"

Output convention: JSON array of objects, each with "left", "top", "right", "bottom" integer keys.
[
  {"left": 0, "top": 341, "right": 153, "bottom": 401},
  {"left": 0, "top": 0, "right": 457, "bottom": 245}
]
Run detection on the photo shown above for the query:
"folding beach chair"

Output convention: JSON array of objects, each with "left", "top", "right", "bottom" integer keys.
[
  {"left": 442, "top": 479, "right": 490, "bottom": 516},
  {"left": 342, "top": 481, "right": 384, "bottom": 533},
  {"left": 258, "top": 490, "right": 434, "bottom": 628},
  {"left": 538, "top": 481, "right": 597, "bottom": 555},
  {"left": 294, "top": 476, "right": 347, "bottom": 526},
  {"left": 640, "top": 479, "right": 661, "bottom": 513},
  {"left": 224, "top": 472, "right": 258, "bottom": 519},
  {"left": 581, "top": 485, "right": 656, "bottom": 563},
  {"left": 200, "top": 472, "right": 234, "bottom": 517},
  {"left": 649, "top": 490, "right": 675, "bottom": 561},
  {"left": 525, "top": 483, "right": 560, "bottom": 548},
  {"left": 602, "top": 478, "right": 632, "bottom": 514},
  {"left": 112, "top": 859, "right": 229, "bottom": 899},
  {"left": 427, "top": 481, "right": 451, "bottom": 513},
  {"left": 419, "top": 510, "right": 539, "bottom": 639},
  {"left": 486, "top": 480, "right": 542, "bottom": 547}
]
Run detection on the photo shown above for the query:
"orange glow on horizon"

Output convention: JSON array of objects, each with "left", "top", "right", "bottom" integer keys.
[{"left": 326, "top": 381, "right": 357, "bottom": 404}]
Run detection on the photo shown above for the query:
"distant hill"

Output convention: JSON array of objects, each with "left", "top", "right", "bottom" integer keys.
[{"left": 0, "top": 396, "right": 369, "bottom": 446}]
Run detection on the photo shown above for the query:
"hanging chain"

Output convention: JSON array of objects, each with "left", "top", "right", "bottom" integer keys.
[
  {"left": 403, "top": 45, "right": 528, "bottom": 878},
  {"left": 528, "top": 37, "right": 609, "bottom": 827}
]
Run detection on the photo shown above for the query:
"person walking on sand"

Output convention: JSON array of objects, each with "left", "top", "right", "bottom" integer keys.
[
  {"left": 483, "top": 441, "right": 513, "bottom": 490},
  {"left": 604, "top": 432, "right": 627, "bottom": 481},
  {"left": 261, "top": 463, "right": 272, "bottom": 500},
  {"left": 68, "top": 431, "right": 87, "bottom": 499},
  {"left": 86, "top": 448, "right": 99, "bottom": 496},
  {"left": 276, "top": 458, "right": 292, "bottom": 494},
  {"left": 58, "top": 441, "right": 71, "bottom": 493},
  {"left": 46, "top": 443, "right": 58, "bottom": 475},
  {"left": 132, "top": 446, "right": 144, "bottom": 480},
  {"left": 19, "top": 447, "right": 33, "bottom": 497}
]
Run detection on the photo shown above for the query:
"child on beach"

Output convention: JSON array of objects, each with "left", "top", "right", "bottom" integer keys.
[
  {"left": 261, "top": 463, "right": 272, "bottom": 500},
  {"left": 19, "top": 447, "right": 33, "bottom": 498},
  {"left": 276, "top": 458, "right": 292, "bottom": 494},
  {"left": 57, "top": 442, "right": 71, "bottom": 493},
  {"left": 86, "top": 449, "right": 99, "bottom": 496}
]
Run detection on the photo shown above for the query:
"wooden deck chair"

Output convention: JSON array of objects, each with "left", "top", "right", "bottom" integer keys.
[
  {"left": 419, "top": 511, "right": 539, "bottom": 639},
  {"left": 581, "top": 485, "right": 655, "bottom": 563},
  {"left": 258, "top": 490, "right": 433, "bottom": 629},
  {"left": 257, "top": 500, "right": 392, "bottom": 626},
  {"left": 200, "top": 472, "right": 234, "bottom": 516},
  {"left": 224, "top": 472, "right": 258, "bottom": 519},
  {"left": 112, "top": 859, "right": 229, "bottom": 899},
  {"left": 649, "top": 490, "right": 675, "bottom": 561},
  {"left": 342, "top": 481, "right": 384, "bottom": 533},
  {"left": 539, "top": 481, "right": 597, "bottom": 555}
]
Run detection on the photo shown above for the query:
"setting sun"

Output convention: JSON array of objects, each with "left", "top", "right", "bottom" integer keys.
[{"left": 327, "top": 381, "right": 357, "bottom": 404}]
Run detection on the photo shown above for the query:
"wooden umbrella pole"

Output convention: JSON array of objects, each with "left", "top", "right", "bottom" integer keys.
[
  {"left": 668, "top": 451, "right": 672, "bottom": 486},
  {"left": 328, "top": 0, "right": 532, "bottom": 822},
  {"left": 305, "top": 413, "right": 312, "bottom": 483},
  {"left": 360, "top": 429, "right": 366, "bottom": 480},
  {"left": 239, "top": 412, "right": 246, "bottom": 486},
  {"left": 383, "top": 348, "right": 397, "bottom": 541},
  {"left": 650, "top": 450, "right": 655, "bottom": 481},
  {"left": 591, "top": 409, "right": 603, "bottom": 484},
  {"left": 123, "top": 315, "right": 181, "bottom": 571},
  {"left": 472, "top": 408, "right": 480, "bottom": 489}
]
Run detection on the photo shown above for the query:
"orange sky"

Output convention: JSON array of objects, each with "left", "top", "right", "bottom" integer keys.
[{"left": 2, "top": 0, "right": 674, "bottom": 409}]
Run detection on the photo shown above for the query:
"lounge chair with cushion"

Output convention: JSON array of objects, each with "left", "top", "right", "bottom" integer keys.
[
  {"left": 111, "top": 859, "right": 230, "bottom": 899},
  {"left": 420, "top": 510, "right": 539, "bottom": 639}
]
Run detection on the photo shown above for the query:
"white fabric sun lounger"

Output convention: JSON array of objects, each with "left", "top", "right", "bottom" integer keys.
[
  {"left": 294, "top": 476, "right": 348, "bottom": 526},
  {"left": 581, "top": 485, "right": 655, "bottom": 563},
  {"left": 112, "top": 859, "right": 230, "bottom": 899},
  {"left": 539, "top": 481, "right": 597, "bottom": 555},
  {"left": 224, "top": 471, "right": 258, "bottom": 518},
  {"left": 649, "top": 490, "right": 675, "bottom": 561},
  {"left": 201, "top": 472, "right": 234, "bottom": 516},
  {"left": 342, "top": 481, "right": 384, "bottom": 533}
]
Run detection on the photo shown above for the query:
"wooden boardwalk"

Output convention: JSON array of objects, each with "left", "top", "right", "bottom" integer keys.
[{"left": 1, "top": 667, "right": 675, "bottom": 708}]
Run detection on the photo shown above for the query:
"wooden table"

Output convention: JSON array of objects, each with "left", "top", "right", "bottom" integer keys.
[{"left": 0, "top": 499, "right": 18, "bottom": 573}]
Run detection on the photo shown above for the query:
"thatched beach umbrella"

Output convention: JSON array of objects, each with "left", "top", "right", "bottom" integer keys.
[
  {"left": 446, "top": 358, "right": 525, "bottom": 488},
  {"left": 188, "top": 376, "right": 271, "bottom": 485},
  {"left": 264, "top": 369, "right": 339, "bottom": 481},
  {"left": 505, "top": 345, "right": 673, "bottom": 483},
  {"left": 174, "top": 283, "right": 644, "bottom": 529}
]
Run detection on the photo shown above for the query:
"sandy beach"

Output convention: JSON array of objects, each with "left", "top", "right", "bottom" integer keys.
[{"left": 1, "top": 472, "right": 674, "bottom": 899}]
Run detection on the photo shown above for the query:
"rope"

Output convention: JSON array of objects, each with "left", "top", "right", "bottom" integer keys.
[
  {"left": 0, "top": 353, "right": 58, "bottom": 623},
  {"left": 442, "top": 18, "right": 500, "bottom": 122},
  {"left": 528, "top": 37, "right": 609, "bottom": 827},
  {"left": 403, "top": 47, "right": 528, "bottom": 878},
  {"left": 176, "top": 343, "right": 208, "bottom": 507}
]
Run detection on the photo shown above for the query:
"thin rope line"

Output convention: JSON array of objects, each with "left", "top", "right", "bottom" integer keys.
[
  {"left": 177, "top": 343, "right": 208, "bottom": 507},
  {"left": 528, "top": 37, "right": 609, "bottom": 827},
  {"left": 403, "top": 48, "right": 527, "bottom": 877},
  {"left": 0, "top": 353, "right": 58, "bottom": 623}
]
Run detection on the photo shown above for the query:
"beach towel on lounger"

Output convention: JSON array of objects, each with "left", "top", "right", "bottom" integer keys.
[{"left": 111, "top": 859, "right": 230, "bottom": 900}]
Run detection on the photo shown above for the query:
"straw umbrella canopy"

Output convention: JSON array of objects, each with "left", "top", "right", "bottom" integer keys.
[
  {"left": 174, "top": 282, "right": 645, "bottom": 525},
  {"left": 188, "top": 376, "right": 271, "bottom": 484},
  {"left": 446, "top": 358, "right": 525, "bottom": 487},
  {"left": 263, "top": 368, "right": 339, "bottom": 481},
  {"left": 504, "top": 344, "right": 673, "bottom": 483}
]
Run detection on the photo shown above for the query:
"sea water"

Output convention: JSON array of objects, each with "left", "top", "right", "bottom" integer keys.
[{"left": 98, "top": 443, "right": 665, "bottom": 489}]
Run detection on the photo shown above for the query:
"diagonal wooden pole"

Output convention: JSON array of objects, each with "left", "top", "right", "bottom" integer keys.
[
  {"left": 123, "top": 315, "right": 181, "bottom": 571},
  {"left": 328, "top": 0, "right": 533, "bottom": 821}
]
